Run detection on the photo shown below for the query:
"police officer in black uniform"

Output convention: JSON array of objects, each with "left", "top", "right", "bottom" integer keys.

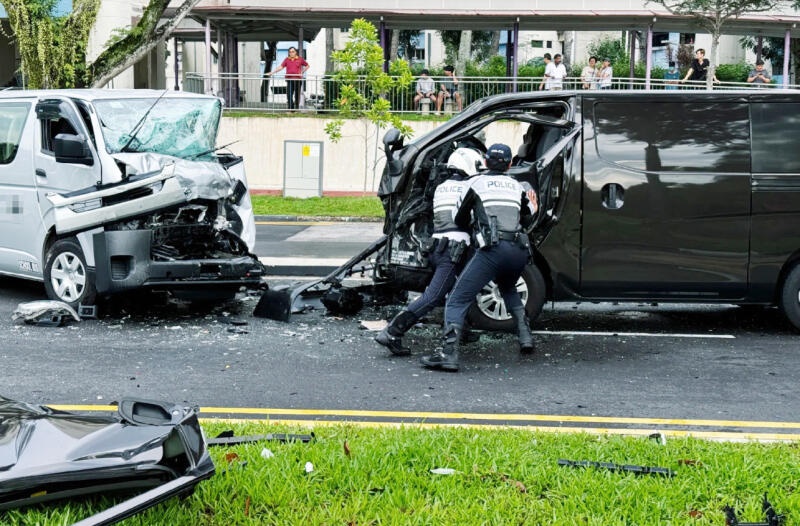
[
  {"left": 420, "top": 143, "right": 538, "bottom": 372},
  {"left": 375, "top": 148, "right": 484, "bottom": 355}
]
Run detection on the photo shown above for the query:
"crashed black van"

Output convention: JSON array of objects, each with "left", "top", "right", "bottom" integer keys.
[{"left": 370, "top": 90, "right": 800, "bottom": 331}]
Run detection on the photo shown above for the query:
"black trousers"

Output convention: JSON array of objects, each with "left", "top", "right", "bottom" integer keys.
[
  {"left": 444, "top": 240, "right": 528, "bottom": 327},
  {"left": 286, "top": 79, "right": 302, "bottom": 109},
  {"left": 407, "top": 246, "right": 464, "bottom": 319}
]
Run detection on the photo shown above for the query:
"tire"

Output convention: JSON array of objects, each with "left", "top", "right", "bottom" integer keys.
[
  {"left": 467, "top": 264, "right": 546, "bottom": 331},
  {"left": 779, "top": 264, "right": 800, "bottom": 331},
  {"left": 43, "top": 238, "right": 97, "bottom": 309}
]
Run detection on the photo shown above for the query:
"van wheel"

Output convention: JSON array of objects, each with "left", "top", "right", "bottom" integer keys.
[
  {"left": 467, "top": 264, "right": 546, "bottom": 331},
  {"left": 43, "top": 238, "right": 96, "bottom": 309},
  {"left": 780, "top": 264, "right": 800, "bottom": 331}
]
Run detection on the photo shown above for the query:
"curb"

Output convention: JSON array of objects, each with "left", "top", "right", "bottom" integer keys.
[{"left": 255, "top": 215, "right": 383, "bottom": 223}]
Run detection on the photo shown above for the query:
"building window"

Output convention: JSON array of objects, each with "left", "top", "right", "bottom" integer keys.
[
  {"left": 546, "top": 40, "right": 552, "bottom": 48},
  {"left": 530, "top": 40, "right": 543, "bottom": 48}
]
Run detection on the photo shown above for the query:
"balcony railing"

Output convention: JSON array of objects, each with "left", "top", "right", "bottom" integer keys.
[{"left": 183, "top": 72, "right": 797, "bottom": 113}]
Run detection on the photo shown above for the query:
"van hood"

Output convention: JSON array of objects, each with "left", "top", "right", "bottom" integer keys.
[{"left": 111, "top": 152, "right": 235, "bottom": 201}]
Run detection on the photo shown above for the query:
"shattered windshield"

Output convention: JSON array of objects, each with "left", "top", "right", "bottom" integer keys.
[{"left": 93, "top": 97, "right": 221, "bottom": 160}]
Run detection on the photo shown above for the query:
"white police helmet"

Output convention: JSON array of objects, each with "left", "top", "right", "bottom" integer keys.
[{"left": 447, "top": 148, "right": 485, "bottom": 176}]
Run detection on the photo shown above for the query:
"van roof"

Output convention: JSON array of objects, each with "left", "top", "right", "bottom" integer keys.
[{"left": 0, "top": 89, "right": 217, "bottom": 102}]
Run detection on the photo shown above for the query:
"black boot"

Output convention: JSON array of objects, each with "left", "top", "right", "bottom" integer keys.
[
  {"left": 511, "top": 307, "right": 534, "bottom": 354},
  {"left": 420, "top": 324, "right": 461, "bottom": 371},
  {"left": 375, "top": 310, "right": 418, "bottom": 356}
]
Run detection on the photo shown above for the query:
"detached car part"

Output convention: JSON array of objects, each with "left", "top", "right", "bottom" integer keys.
[{"left": 0, "top": 396, "right": 214, "bottom": 525}]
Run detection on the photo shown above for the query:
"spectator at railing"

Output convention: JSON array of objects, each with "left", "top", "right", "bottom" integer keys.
[
  {"left": 581, "top": 56, "right": 598, "bottom": 90},
  {"left": 539, "top": 53, "right": 551, "bottom": 91},
  {"left": 414, "top": 69, "right": 436, "bottom": 110},
  {"left": 598, "top": 58, "right": 613, "bottom": 89},
  {"left": 682, "top": 49, "right": 719, "bottom": 86},
  {"left": 437, "top": 65, "right": 463, "bottom": 113},
  {"left": 747, "top": 60, "right": 771, "bottom": 85},
  {"left": 664, "top": 61, "right": 681, "bottom": 90},
  {"left": 266, "top": 46, "right": 309, "bottom": 110},
  {"left": 543, "top": 54, "right": 568, "bottom": 91}
]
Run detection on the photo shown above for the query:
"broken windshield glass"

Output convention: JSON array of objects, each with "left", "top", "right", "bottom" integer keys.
[{"left": 93, "top": 97, "right": 221, "bottom": 160}]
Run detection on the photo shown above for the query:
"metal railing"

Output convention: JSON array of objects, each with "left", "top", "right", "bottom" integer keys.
[{"left": 183, "top": 72, "right": 798, "bottom": 113}]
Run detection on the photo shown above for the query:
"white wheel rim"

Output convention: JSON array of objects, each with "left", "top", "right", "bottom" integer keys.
[
  {"left": 475, "top": 277, "right": 528, "bottom": 321},
  {"left": 50, "top": 251, "right": 86, "bottom": 302}
]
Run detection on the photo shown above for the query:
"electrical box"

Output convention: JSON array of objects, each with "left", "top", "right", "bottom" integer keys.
[{"left": 283, "top": 140, "right": 323, "bottom": 197}]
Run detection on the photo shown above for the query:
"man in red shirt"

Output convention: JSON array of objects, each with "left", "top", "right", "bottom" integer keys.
[{"left": 267, "top": 46, "right": 309, "bottom": 110}]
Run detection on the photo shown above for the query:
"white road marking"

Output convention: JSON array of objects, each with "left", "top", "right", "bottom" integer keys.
[{"left": 532, "top": 330, "right": 734, "bottom": 339}]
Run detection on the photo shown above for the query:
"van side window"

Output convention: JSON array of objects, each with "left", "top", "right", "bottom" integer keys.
[
  {"left": 594, "top": 102, "right": 750, "bottom": 173},
  {"left": 41, "top": 116, "right": 78, "bottom": 155},
  {"left": 752, "top": 103, "right": 800, "bottom": 173},
  {"left": 0, "top": 102, "right": 30, "bottom": 165}
]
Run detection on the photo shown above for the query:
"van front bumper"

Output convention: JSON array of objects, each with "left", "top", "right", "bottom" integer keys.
[{"left": 93, "top": 230, "right": 264, "bottom": 295}]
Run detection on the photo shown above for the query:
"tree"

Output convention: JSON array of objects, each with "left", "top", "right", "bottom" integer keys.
[
  {"left": 1, "top": 0, "right": 201, "bottom": 88},
  {"left": 325, "top": 18, "right": 413, "bottom": 193},
  {"left": 647, "top": 0, "right": 783, "bottom": 88},
  {"left": 1, "top": 0, "right": 99, "bottom": 88},
  {"left": 88, "top": 0, "right": 201, "bottom": 88}
]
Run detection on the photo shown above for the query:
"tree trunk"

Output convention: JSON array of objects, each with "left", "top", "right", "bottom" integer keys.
[
  {"left": 325, "top": 29, "right": 334, "bottom": 74},
  {"left": 708, "top": 29, "right": 720, "bottom": 90},
  {"left": 491, "top": 31, "right": 501, "bottom": 56},
  {"left": 457, "top": 30, "right": 472, "bottom": 75},
  {"left": 89, "top": 0, "right": 201, "bottom": 88},
  {"left": 390, "top": 30, "right": 400, "bottom": 62},
  {"left": 563, "top": 31, "right": 576, "bottom": 72}
]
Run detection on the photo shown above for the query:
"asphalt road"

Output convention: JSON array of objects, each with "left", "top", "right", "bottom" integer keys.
[{"left": 2, "top": 221, "right": 799, "bottom": 440}]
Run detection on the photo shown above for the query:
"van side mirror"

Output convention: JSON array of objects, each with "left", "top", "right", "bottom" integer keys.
[
  {"left": 54, "top": 133, "right": 93, "bottom": 166},
  {"left": 382, "top": 128, "right": 404, "bottom": 162}
]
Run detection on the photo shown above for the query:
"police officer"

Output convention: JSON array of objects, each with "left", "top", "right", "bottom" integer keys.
[
  {"left": 375, "top": 148, "right": 484, "bottom": 355},
  {"left": 420, "top": 143, "right": 537, "bottom": 372}
]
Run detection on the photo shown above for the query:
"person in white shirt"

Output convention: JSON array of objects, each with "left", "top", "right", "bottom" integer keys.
[
  {"left": 581, "top": 56, "right": 598, "bottom": 89},
  {"left": 544, "top": 54, "right": 567, "bottom": 90},
  {"left": 413, "top": 69, "right": 436, "bottom": 110},
  {"left": 598, "top": 58, "right": 613, "bottom": 89},
  {"left": 538, "top": 53, "right": 551, "bottom": 91}
]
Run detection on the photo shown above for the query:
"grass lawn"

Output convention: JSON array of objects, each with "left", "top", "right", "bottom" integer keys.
[
  {"left": 250, "top": 195, "right": 384, "bottom": 218},
  {"left": 8, "top": 422, "right": 800, "bottom": 525}
]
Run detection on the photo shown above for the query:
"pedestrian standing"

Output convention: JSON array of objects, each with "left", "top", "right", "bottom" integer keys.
[
  {"left": 266, "top": 46, "right": 309, "bottom": 110},
  {"left": 420, "top": 144, "right": 538, "bottom": 372}
]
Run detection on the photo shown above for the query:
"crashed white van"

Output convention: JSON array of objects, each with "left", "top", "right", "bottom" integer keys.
[{"left": 0, "top": 89, "right": 263, "bottom": 308}]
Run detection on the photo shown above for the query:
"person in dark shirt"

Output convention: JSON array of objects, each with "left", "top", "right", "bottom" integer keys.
[{"left": 682, "top": 49, "right": 719, "bottom": 85}]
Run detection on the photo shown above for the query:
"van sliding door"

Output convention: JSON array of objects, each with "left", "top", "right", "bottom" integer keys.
[{"left": 580, "top": 97, "right": 751, "bottom": 300}]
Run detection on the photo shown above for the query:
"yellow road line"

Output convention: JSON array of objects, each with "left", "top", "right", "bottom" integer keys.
[{"left": 48, "top": 405, "right": 800, "bottom": 431}]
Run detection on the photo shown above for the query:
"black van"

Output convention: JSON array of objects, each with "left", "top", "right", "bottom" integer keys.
[{"left": 372, "top": 90, "right": 800, "bottom": 331}]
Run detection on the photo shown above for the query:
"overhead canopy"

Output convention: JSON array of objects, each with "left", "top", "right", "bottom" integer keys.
[{"left": 173, "top": 1, "right": 800, "bottom": 41}]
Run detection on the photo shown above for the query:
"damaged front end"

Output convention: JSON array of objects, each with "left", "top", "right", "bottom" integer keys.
[
  {"left": 95, "top": 155, "right": 262, "bottom": 299},
  {"left": 47, "top": 150, "right": 263, "bottom": 302},
  {"left": 0, "top": 397, "right": 214, "bottom": 525}
]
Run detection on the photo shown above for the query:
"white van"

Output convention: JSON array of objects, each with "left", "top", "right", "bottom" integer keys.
[{"left": 0, "top": 89, "right": 263, "bottom": 308}]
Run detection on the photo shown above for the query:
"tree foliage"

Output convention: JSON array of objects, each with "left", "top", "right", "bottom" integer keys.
[
  {"left": 1, "top": 0, "right": 99, "bottom": 88},
  {"left": 648, "top": 0, "right": 783, "bottom": 87},
  {"left": 1, "top": 0, "right": 200, "bottom": 88},
  {"left": 325, "top": 18, "right": 413, "bottom": 142}
]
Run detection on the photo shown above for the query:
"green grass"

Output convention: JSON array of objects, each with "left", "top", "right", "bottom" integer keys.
[
  {"left": 251, "top": 195, "right": 385, "bottom": 218},
  {"left": 9, "top": 423, "right": 800, "bottom": 525}
]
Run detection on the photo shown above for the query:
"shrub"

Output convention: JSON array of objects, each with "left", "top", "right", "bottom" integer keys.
[{"left": 715, "top": 63, "right": 749, "bottom": 83}]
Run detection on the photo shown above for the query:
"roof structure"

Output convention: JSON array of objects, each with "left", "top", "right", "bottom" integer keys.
[{"left": 174, "top": 1, "right": 800, "bottom": 42}]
